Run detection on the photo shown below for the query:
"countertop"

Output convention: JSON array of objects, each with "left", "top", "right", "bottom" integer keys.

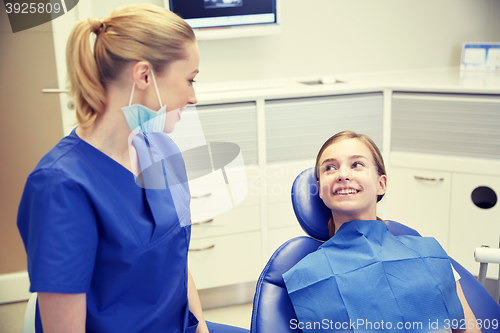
[{"left": 195, "top": 67, "right": 500, "bottom": 105}]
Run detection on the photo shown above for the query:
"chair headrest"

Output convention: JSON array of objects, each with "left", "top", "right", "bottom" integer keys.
[{"left": 291, "top": 167, "right": 331, "bottom": 241}]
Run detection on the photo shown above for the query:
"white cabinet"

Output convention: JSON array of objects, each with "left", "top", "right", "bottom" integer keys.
[
  {"left": 388, "top": 157, "right": 500, "bottom": 278},
  {"left": 188, "top": 167, "right": 262, "bottom": 289},
  {"left": 187, "top": 102, "right": 261, "bottom": 290},
  {"left": 387, "top": 167, "right": 452, "bottom": 250},
  {"left": 265, "top": 161, "right": 315, "bottom": 259},
  {"left": 188, "top": 231, "right": 262, "bottom": 290},
  {"left": 190, "top": 197, "right": 260, "bottom": 239},
  {"left": 193, "top": 102, "right": 259, "bottom": 166},
  {"left": 449, "top": 173, "right": 500, "bottom": 279},
  {"left": 265, "top": 93, "right": 384, "bottom": 163},
  {"left": 391, "top": 92, "right": 500, "bottom": 160},
  {"left": 390, "top": 92, "right": 500, "bottom": 267},
  {"left": 188, "top": 88, "right": 500, "bottom": 292}
]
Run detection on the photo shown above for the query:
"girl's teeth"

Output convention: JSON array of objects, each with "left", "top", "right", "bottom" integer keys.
[{"left": 335, "top": 189, "right": 358, "bottom": 195}]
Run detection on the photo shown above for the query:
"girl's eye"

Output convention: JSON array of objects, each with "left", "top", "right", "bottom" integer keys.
[
  {"left": 189, "top": 79, "right": 196, "bottom": 85},
  {"left": 325, "top": 165, "right": 337, "bottom": 172},
  {"left": 352, "top": 162, "right": 364, "bottom": 168}
]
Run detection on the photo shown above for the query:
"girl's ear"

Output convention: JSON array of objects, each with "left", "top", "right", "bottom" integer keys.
[
  {"left": 377, "top": 174, "right": 388, "bottom": 196},
  {"left": 317, "top": 180, "right": 323, "bottom": 199}
]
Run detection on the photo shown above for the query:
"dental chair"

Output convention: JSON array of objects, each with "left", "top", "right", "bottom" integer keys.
[
  {"left": 250, "top": 167, "right": 500, "bottom": 333},
  {"left": 475, "top": 245, "right": 500, "bottom": 303}
]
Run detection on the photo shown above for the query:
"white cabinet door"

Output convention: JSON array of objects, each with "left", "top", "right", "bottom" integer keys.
[
  {"left": 392, "top": 92, "right": 500, "bottom": 160},
  {"left": 188, "top": 231, "right": 262, "bottom": 289},
  {"left": 265, "top": 93, "right": 384, "bottom": 163},
  {"left": 449, "top": 173, "right": 500, "bottom": 279},
  {"left": 387, "top": 167, "right": 452, "bottom": 250}
]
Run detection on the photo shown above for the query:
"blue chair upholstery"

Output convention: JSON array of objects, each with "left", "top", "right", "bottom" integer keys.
[{"left": 251, "top": 167, "right": 500, "bottom": 333}]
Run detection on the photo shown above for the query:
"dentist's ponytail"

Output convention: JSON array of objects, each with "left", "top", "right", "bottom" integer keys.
[{"left": 66, "top": 18, "right": 106, "bottom": 128}]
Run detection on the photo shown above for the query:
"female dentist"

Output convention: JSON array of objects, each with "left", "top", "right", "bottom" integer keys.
[{"left": 17, "top": 4, "right": 248, "bottom": 333}]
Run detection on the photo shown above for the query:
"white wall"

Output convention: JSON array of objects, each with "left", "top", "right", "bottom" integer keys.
[
  {"left": 491, "top": 0, "right": 500, "bottom": 43},
  {"left": 87, "top": 0, "right": 500, "bottom": 83}
]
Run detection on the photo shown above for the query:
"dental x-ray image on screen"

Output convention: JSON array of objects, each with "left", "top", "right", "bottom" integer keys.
[
  {"left": 205, "top": 0, "right": 243, "bottom": 9},
  {"left": 168, "top": 0, "right": 278, "bottom": 38}
]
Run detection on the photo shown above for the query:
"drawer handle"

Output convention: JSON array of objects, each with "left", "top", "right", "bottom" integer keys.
[
  {"left": 414, "top": 176, "right": 444, "bottom": 182},
  {"left": 192, "top": 193, "right": 212, "bottom": 199},
  {"left": 189, "top": 244, "right": 215, "bottom": 252},
  {"left": 192, "top": 219, "right": 214, "bottom": 226}
]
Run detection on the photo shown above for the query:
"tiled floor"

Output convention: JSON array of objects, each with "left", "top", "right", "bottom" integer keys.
[{"left": 0, "top": 300, "right": 253, "bottom": 333}]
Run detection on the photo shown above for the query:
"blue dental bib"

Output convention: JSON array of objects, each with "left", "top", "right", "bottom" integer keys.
[{"left": 283, "top": 220, "right": 464, "bottom": 333}]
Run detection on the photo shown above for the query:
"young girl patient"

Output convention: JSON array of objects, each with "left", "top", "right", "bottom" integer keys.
[{"left": 283, "top": 131, "right": 480, "bottom": 333}]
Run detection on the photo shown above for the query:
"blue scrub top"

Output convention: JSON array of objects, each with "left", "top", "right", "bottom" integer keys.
[{"left": 17, "top": 129, "right": 197, "bottom": 333}]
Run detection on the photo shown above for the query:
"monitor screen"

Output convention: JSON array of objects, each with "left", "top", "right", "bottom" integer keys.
[{"left": 168, "top": 0, "right": 277, "bottom": 30}]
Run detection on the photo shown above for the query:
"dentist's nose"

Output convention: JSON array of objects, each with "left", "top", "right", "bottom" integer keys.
[{"left": 188, "top": 87, "right": 197, "bottom": 105}]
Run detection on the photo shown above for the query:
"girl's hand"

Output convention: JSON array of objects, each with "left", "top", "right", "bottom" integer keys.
[{"left": 452, "top": 281, "right": 482, "bottom": 333}]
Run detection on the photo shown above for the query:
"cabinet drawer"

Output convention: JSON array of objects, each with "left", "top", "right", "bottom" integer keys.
[
  {"left": 449, "top": 173, "right": 500, "bottom": 279},
  {"left": 198, "top": 102, "right": 258, "bottom": 165},
  {"left": 190, "top": 166, "right": 260, "bottom": 225},
  {"left": 265, "top": 93, "right": 383, "bottom": 163},
  {"left": 387, "top": 167, "right": 452, "bottom": 250},
  {"left": 191, "top": 204, "right": 260, "bottom": 239},
  {"left": 392, "top": 92, "right": 500, "bottom": 159},
  {"left": 188, "top": 231, "right": 262, "bottom": 289}
]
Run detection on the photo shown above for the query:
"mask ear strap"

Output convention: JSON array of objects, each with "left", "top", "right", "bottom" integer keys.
[
  {"left": 150, "top": 70, "right": 163, "bottom": 108},
  {"left": 128, "top": 82, "right": 135, "bottom": 106}
]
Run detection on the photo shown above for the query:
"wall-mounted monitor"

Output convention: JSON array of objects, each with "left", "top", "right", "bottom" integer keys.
[{"left": 165, "top": 0, "right": 281, "bottom": 40}]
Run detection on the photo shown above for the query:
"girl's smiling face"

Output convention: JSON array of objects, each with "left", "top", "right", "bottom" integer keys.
[{"left": 317, "top": 138, "right": 387, "bottom": 227}]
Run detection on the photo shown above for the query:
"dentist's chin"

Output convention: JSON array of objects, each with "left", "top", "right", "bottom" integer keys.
[{"left": 178, "top": 107, "right": 187, "bottom": 120}]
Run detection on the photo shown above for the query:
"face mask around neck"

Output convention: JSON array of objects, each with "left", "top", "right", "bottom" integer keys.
[{"left": 122, "top": 70, "right": 167, "bottom": 133}]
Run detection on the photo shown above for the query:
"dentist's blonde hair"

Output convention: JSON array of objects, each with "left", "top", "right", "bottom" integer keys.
[
  {"left": 315, "top": 131, "right": 387, "bottom": 237},
  {"left": 66, "top": 4, "right": 195, "bottom": 128}
]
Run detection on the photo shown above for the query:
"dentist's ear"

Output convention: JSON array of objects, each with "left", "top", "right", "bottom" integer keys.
[{"left": 131, "top": 61, "right": 153, "bottom": 90}]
